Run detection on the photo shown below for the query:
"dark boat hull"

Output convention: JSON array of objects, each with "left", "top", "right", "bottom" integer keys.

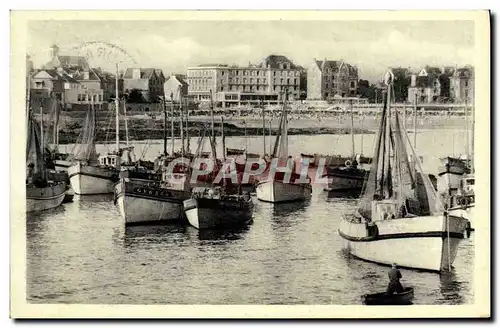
[{"left": 363, "top": 287, "right": 414, "bottom": 305}]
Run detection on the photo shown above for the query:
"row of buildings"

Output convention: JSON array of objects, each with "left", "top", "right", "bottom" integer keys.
[
  {"left": 407, "top": 66, "right": 474, "bottom": 104},
  {"left": 26, "top": 44, "right": 474, "bottom": 109}
]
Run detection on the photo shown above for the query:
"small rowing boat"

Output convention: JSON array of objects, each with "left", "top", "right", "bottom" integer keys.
[{"left": 362, "top": 287, "right": 414, "bottom": 305}]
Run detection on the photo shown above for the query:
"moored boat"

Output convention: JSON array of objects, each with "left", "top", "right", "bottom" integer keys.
[
  {"left": 256, "top": 91, "right": 312, "bottom": 203},
  {"left": 362, "top": 287, "right": 414, "bottom": 305},
  {"left": 184, "top": 186, "right": 254, "bottom": 229},
  {"left": 338, "top": 70, "right": 470, "bottom": 273}
]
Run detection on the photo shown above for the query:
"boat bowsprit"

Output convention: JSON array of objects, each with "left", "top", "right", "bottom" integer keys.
[{"left": 362, "top": 287, "right": 414, "bottom": 305}]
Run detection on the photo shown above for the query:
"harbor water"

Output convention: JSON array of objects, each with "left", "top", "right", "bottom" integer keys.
[{"left": 27, "top": 129, "right": 475, "bottom": 305}]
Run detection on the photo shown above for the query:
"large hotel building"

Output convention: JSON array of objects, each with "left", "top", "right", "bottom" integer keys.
[{"left": 187, "top": 55, "right": 303, "bottom": 107}]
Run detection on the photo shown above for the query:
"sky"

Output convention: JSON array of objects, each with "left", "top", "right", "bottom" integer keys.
[{"left": 26, "top": 20, "right": 475, "bottom": 83}]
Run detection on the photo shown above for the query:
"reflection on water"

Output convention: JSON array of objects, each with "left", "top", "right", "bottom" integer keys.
[{"left": 26, "top": 131, "right": 474, "bottom": 305}]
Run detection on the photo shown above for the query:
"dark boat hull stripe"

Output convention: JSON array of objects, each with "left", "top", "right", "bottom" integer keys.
[
  {"left": 116, "top": 191, "right": 184, "bottom": 204},
  {"left": 68, "top": 172, "right": 116, "bottom": 181},
  {"left": 338, "top": 229, "right": 465, "bottom": 242}
]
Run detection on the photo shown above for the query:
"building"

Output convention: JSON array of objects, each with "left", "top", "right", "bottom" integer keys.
[
  {"left": 186, "top": 55, "right": 302, "bottom": 107},
  {"left": 39, "top": 44, "right": 117, "bottom": 106},
  {"left": 407, "top": 66, "right": 474, "bottom": 104},
  {"left": 122, "top": 68, "right": 165, "bottom": 102},
  {"left": 450, "top": 66, "right": 474, "bottom": 104},
  {"left": 30, "top": 69, "right": 88, "bottom": 106},
  {"left": 307, "top": 58, "right": 359, "bottom": 100},
  {"left": 164, "top": 74, "right": 189, "bottom": 101}
]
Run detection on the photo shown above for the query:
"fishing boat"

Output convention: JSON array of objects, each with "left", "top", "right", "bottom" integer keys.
[
  {"left": 184, "top": 94, "right": 254, "bottom": 230},
  {"left": 68, "top": 64, "right": 125, "bottom": 195},
  {"left": 362, "top": 287, "right": 414, "bottom": 305},
  {"left": 256, "top": 92, "right": 312, "bottom": 203},
  {"left": 26, "top": 106, "right": 66, "bottom": 212},
  {"left": 323, "top": 100, "right": 369, "bottom": 192},
  {"left": 338, "top": 70, "right": 470, "bottom": 273},
  {"left": 184, "top": 186, "right": 253, "bottom": 229},
  {"left": 114, "top": 90, "right": 192, "bottom": 225}
]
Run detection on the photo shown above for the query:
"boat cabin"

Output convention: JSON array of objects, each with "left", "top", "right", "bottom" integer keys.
[
  {"left": 371, "top": 200, "right": 399, "bottom": 221},
  {"left": 98, "top": 153, "right": 121, "bottom": 169},
  {"left": 459, "top": 174, "right": 475, "bottom": 196}
]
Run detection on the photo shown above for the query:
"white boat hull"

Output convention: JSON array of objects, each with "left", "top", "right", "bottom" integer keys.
[
  {"left": 26, "top": 183, "right": 66, "bottom": 212},
  {"left": 114, "top": 179, "right": 189, "bottom": 225},
  {"left": 117, "top": 194, "right": 183, "bottom": 225},
  {"left": 68, "top": 162, "right": 117, "bottom": 195},
  {"left": 339, "top": 214, "right": 470, "bottom": 272},
  {"left": 256, "top": 181, "right": 312, "bottom": 203}
]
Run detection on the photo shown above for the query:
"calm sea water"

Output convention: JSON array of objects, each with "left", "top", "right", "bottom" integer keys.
[{"left": 27, "top": 129, "right": 474, "bottom": 305}]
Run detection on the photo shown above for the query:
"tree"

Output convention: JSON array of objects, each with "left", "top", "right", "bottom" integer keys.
[
  {"left": 391, "top": 67, "right": 412, "bottom": 103},
  {"left": 125, "top": 88, "right": 145, "bottom": 103},
  {"left": 357, "top": 79, "right": 371, "bottom": 98}
]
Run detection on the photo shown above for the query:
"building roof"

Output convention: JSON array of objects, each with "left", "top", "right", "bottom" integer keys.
[
  {"left": 57, "top": 55, "right": 89, "bottom": 69},
  {"left": 34, "top": 69, "right": 80, "bottom": 84},
  {"left": 123, "top": 68, "right": 162, "bottom": 79},
  {"left": 314, "top": 59, "right": 358, "bottom": 75}
]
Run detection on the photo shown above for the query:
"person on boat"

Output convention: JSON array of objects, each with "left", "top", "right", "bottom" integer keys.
[{"left": 386, "top": 263, "right": 404, "bottom": 295}]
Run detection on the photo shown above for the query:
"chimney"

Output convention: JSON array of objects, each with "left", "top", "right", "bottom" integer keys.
[{"left": 83, "top": 71, "right": 90, "bottom": 80}]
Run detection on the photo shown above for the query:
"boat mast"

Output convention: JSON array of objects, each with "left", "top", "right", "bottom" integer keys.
[
  {"left": 464, "top": 95, "right": 469, "bottom": 168},
  {"left": 185, "top": 96, "right": 190, "bottom": 154},
  {"left": 209, "top": 89, "right": 217, "bottom": 159},
  {"left": 179, "top": 87, "right": 185, "bottom": 157},
  {"left": 115, "top": 63, "right": 120, "bottom": 152},
  {"left": 262, "top": 104, "right": 266, "bottom": 155},
  {"left": 170, "top": 92, "right": 175, "bottom": 155},
  {"left": 123, "top": 97, "right": 129, "bottom": 146},
  {"left": 162, "top": 94, "right": 167, "bottom": 155},
  {"left": 221, "top": 116, "right": 226, "bottom": 187},
  {"left": 40, "top": 104, "right": 44, "bottom": 165},
  {"left": 349, "top": 99, "right": 355, "bottom": 159},
  {"left": 413, "top": 89, "right": 417, "bottom": 150},
  {"left": 360, "top": 111, "right": 364, "bottom": 156}
]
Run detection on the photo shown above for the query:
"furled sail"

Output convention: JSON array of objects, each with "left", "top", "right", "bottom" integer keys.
[
  {"left": 26, "top": 113, "right": 46, "bottom": 180},
  {"left": 357, "top": 70, "right": 443, "bottom": 220},
  {"left": 72, "top": 104, "right": 97, "bottom": 162}
]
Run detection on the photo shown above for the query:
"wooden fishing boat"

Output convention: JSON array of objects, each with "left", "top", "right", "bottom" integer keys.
[
  {"left": 256, "top": 92, "right": 312, "bottom": 203},
  {"left": 338, "top": 70, "right": 471, "bottom": 272},
  {"left": 363, "top": 287, "right": 414, "bottom": 305},
  {"left": 184, "top": 186, "right": 254, "bottom": 230}
]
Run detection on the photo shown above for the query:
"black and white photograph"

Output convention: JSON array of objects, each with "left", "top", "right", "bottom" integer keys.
[{"left": 10, "top": 10, "right": 490, "bottom": 319}]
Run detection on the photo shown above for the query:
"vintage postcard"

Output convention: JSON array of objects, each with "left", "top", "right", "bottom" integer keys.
[{"left": 10, "top": 10, "right": 490, "bottom": 318}]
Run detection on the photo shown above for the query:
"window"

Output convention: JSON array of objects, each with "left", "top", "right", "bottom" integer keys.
[
  {"left": 229, "top": 78, "right": 232, "bottom": 83},
  {"left": 236, "top": 78, "right": 239, "bottom": 84},
  {"left": 256, "top": 71, "right": 259, "bottom": 76},
  {"left": 284, "top": 64, "right": 287, "bottom": 69},
  {"left": 257, "top": 78, "right": 260, "bottom": 84},
  {"left": 222, "top": 71, "right": 224, "bottom": 76},
  {"left": 287, "top": 79, "right": 290, "bottom": 85},
  {"left": 350, "top": 81, "right": 355, "bottom": 88},
  {"left": 243, "top": 78, "right": 246, "bottom": 84},
  {"left": 280, "top": 78, "right": 284, "bottom": 84},
  {"left": 250, "top": 78, "right": 253, "bottom": 83},
  {"left": 465, "top": 81, "right": 469, "bottom": 87},
  {"left": 326, "top": 83, "right": 329, "bottom": 89},
  {"left": 295, "top": 79, "right": 298, "bottom": 85},
  {"left": 263, "top": 79, "right": 267, "bottom": 84},
  {"left": 221, "top": 86, "right": 224, "bottom": 91},
  {"left": 273, "top": 72, "right": 277, "bottom": 76}
]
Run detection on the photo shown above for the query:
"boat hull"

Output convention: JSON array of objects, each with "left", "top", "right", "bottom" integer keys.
[
  {"left": 68, "top": 162, "right": 118, "bottom": 195},
  {"left": 324, "top": 168, "right": 367, "bottom": 191},
  {"left": 363, "top": 287, "right": 414, "bottom": 305},
  {"left": 26, "top": 183, "right": 66, "bottom": 212},
  {"left": 115, "top": 179, "right": 190, "bottom": 225},
  {"left": 338, "top": 214, "right": 470, "bottom": 272},
  {"left": 183, "top": 198, "right": 254, "bottom": 229},
  {"left": 256, "top": 181, "right": 312, "bottom": 203}
]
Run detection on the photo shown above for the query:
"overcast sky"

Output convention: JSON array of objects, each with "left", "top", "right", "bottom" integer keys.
[{"left": 27, "top": 20, "right": 474, "bottom": 83}]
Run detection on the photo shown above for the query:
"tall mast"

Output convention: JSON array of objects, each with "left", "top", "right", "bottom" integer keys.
[
  {"left": 162, "top": 95, "right": 167, "bottom": 155},
  {"left": 210, "top": 89, "right": 215, "bottom": 146},
  {"left": 221, "top": 116, "right": 226, "bottom": 161},
  {"left": 185, "top": 97, "right": 190, "bottom": 154},
  {"left": 349, "top": 99, "right": 355, "bottom": 159},
  {"left": 464, "top": 94, "right": 469, "bottom": 167},
  {"left": 179, "top": 87, "right": 185, "bottom": 157},
  {"left": 262, "top": 105, "right": 266, "bottom": 155},
  {"left": 123, "top": 98, "right": 129, "bottom": 146},
  {"left": 209, "top": 90, "right": 217, "bottom": 159},
  {"left": 413, "top": 89, "right": 417, "bottom": 150},
  {"left": 360, "top": 112, "right": 364, "bottom": 156},
  {"left": 170, "top": 92, "right": 175, "bottom": 155},
  {"left": 40, "top": 105, "right": 44, "bottom": 164},
  {"left": 115, "top": 63, "right": 120, "bottom": 152}
]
